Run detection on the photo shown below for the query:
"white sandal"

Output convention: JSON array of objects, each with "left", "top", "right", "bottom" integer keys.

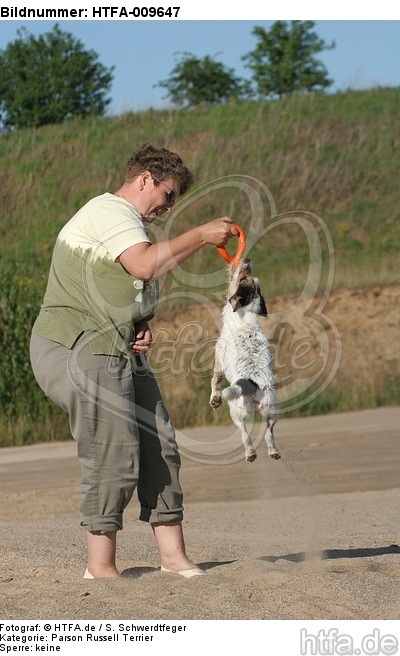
[{"left": 160, "top": 565, "right": 206, "bottom": 578}]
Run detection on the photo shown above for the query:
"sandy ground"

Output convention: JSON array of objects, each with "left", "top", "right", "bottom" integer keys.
[{"left": 1, "top": 406, "right": 399, "bottom": 621}]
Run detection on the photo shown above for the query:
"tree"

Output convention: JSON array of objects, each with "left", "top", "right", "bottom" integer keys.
[
  {"left": 156, "top": 52, "right": 250, "bottom": 107},
  {"left": 242, "top": 21, "right": 335, "bottom": 99},
  {"left": 0, "top": 25, "right": 114, "bottom": 129}
]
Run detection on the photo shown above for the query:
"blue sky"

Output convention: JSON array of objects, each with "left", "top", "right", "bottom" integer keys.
[{"left": 0, "top": 19, "right": 399, "bottom": 115}]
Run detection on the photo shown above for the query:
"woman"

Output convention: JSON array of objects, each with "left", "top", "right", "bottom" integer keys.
[{"left": 30, "top": 143, "right": 236, "bottom": 579}]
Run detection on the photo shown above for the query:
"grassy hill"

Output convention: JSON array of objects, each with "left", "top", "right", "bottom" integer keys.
[{"left": 1, "top": 88, "right": 399, "bottom": 445}]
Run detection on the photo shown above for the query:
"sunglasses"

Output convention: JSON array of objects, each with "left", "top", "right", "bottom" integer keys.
[{"left": 152, "top": 175, "right": 176, "bottom": 205}]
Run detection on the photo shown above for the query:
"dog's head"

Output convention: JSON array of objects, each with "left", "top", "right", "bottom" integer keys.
[{"left": 227, "top": 258, "right": 268, "bottom": 316}]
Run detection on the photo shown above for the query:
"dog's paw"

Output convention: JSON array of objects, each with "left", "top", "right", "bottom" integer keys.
[
  {"left": 269, "top": 450, "right": 281, "bottom": 460},
  {"left": 209, "top": 395, "right": 222, "bottom": 409}
]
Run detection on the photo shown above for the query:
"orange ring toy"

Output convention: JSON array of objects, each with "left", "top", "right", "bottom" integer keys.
[{"left": 217, "top": 224, "right": 246, "bottom": 269}]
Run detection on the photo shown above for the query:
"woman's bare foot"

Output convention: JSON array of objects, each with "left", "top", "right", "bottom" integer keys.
[{"left": 84, "top": 565, "right": 120, "bottom": 579}]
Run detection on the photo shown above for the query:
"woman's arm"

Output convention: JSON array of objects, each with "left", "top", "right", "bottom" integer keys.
[{"left": 119, "top": 217, "right": 236, "bottom": 280}]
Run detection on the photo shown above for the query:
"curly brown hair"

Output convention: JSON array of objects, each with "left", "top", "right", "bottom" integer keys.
[{"left": 124, "top": 143, "right": 194, "bottom": 196}]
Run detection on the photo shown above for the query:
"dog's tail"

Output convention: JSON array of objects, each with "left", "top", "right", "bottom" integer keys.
[{"left": 222, "top": 378, "right": 260, "bottom": 401}]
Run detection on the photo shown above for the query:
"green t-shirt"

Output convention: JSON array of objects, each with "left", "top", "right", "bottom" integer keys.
[{"left": 33, "top": 192, "right": 159, "bottom": 355}]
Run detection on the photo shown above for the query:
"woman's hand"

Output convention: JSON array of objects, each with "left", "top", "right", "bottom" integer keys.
[
  {"left": 199, "top": 218, "right": 238, "bottom": 246},
  {"left": 132, "top": 321, "right": 152, "bottom": 355}
]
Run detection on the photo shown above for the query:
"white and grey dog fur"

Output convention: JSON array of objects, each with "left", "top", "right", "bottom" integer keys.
[{"left": 209, "top": 258, "right": 280, "bottom": 462}]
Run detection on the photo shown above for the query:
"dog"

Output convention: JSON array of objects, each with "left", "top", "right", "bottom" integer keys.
[{"left": 209, "top": 258, "right": 280, "bottom": 462}]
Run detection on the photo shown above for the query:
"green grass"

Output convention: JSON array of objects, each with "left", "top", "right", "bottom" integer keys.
[
  {"left": 1, "top": 87, "right": 399, "bottom": 445},
  {"left": 161, "top": 372, "right": 400, "bottom": 430}
]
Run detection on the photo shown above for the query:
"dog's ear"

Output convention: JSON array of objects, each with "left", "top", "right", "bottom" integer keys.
[
  {"left": 258, "top": 294, "right": 268, "bottom": 317},
  {"left": 228, "top": 292, "right": 242, "bottom": 312}
]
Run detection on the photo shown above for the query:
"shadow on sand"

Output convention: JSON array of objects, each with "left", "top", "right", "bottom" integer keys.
[{"left": 259, "top": 544, "right": 400, "bottom": 563}]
